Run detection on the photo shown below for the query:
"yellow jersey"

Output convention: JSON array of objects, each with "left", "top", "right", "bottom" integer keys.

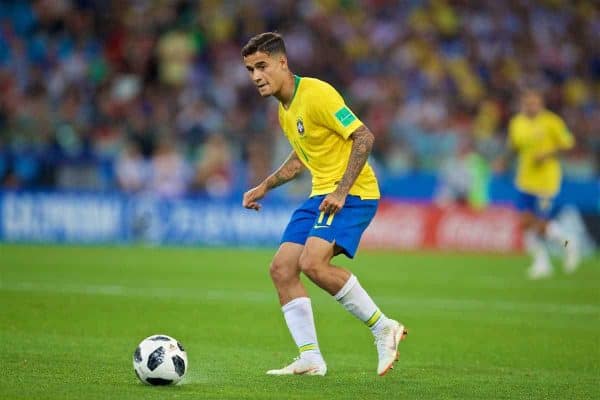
[
  {"left": 278, "top": 76, "right": 380, "bottom": 199},
  {"left": 508, "top": 110, "right": 574, "bottom": 197}
]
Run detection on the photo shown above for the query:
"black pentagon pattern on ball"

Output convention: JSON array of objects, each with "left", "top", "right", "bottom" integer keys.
[
  {"left": 133, "top": 346, "right": 142, "bottom": 363},
  {"left": 147, "top": 346, "right": 165, "bottom": 371},
  {"left": 146, "top": 378, "right": 173, "bottom": 386},
  {"left": 150, "top": 335, "right": 171, "bottom": 341},
  {"left": 172, "top": 355, "right": 186, "bottom": 377},
  {"left": 177, "top": 341, "right": 185, "bottom": 352}
]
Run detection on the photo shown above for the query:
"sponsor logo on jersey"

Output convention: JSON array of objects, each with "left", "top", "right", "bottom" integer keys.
[{"left": 335, "top": 106, "right": 356, "bottom": 127}]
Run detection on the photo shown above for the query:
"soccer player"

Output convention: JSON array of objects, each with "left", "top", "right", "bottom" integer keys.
[
  {"left": 240, "top": 32, "right": 407, "bottom": 376},
  {"left": 499, "top": 88, "right": 580, "bottom": 279}
]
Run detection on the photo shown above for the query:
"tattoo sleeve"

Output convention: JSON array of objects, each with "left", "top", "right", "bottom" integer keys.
[
  {"left": 335, "top": 125, "right": 374, "bottom": 196},
  {"left": 264, "top": 151, "right": 305, "bottom": 190}
]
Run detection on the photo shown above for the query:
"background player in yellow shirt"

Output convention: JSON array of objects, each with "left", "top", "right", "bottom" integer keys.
[
  {"left": 240, "top": 32, "right": 406, "bottom": 376},
  {"left": 501, "top": 89, "right": 580, "bottom": 279}
]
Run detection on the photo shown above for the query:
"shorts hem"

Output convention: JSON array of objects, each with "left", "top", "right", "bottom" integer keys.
[{"left": 307, "top": 232, "right": 356, "bottom": 259}]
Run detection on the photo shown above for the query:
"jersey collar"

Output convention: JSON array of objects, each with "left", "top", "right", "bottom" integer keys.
[{"left": 283, "top": 75, "right": 301, "bottom": 110}]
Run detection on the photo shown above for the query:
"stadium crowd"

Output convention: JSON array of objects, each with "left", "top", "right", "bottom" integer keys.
[{"left": 0, "top": 0, "right": 598, "bottom": 198}]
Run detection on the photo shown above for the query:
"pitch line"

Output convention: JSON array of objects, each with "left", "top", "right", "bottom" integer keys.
[{"left": 1, "top": 281, "right": 598, "bottom": 316}]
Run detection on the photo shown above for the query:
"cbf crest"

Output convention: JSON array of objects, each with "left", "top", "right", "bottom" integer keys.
[{"left": 296, "top": 117, "right": 305, "bottom": 135}]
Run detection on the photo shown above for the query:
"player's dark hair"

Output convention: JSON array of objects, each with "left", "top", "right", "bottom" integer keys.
[{"left": 241, "top": 32, "right": 286, "bottom": 57}]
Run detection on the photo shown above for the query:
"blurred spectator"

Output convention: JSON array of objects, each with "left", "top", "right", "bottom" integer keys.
[
  {"left": 115, "top": 141, "right": 147, "bottom": 193},
  {"left": 157, "top": 30, "right": 196, "bottom": 86},
  {"left": 148, "top": 139, "right": 188, "bottom": 199},
  {"left": 435, "top": 138, "right": 490, "bottom": 209},
  {"left": 0, "top": 0, "right": 597, "bottom": 197},
  {"left": 192, "top": 133, "right": 233, "bottom": 197}
]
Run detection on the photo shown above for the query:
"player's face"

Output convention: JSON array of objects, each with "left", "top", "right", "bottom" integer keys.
[
  {"left": 521, "top": 93, "right": 543, "bottom": 117},
  {"left": 243, "top": 51, "right": 287, "bottom": 97}
]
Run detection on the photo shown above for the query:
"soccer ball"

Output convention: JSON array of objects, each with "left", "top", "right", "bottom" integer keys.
[{"left": 133, "top": 334, "right": 188, "bottom": 385}]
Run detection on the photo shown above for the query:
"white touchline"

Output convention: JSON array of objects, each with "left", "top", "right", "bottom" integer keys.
[{"left": 1, "top": 281, "right": 598, "bottom": 316}]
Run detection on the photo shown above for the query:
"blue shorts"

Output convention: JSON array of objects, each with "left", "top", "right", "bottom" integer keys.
[
  {"left": 516, "top": 190, "right": 554, "bottom": 219},
  {"left": 280, "top": 195, "right": 379, "bottom": 258}
]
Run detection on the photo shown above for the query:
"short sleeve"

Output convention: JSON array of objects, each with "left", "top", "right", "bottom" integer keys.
[
  {"left": 309, "top": 83, "right": 363, "bottom": 139},
  {"left": 551, "top": 115, "right": 575, "bottom": 150}
]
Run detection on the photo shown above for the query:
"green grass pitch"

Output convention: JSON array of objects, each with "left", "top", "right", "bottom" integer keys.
[{"left": 1, "top": 244, "right": 598, "bottom": 399}]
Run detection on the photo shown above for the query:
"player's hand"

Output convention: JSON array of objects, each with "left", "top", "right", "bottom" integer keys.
[
  {"left": 243, "top": 183, "right": 268, "bottom": 211},
  {"left": 319, "top": 190, "right": 346, "bottom": 215}
]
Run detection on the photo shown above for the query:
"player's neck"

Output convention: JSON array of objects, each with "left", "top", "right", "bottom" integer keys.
[
  {"left": 276, "top": 73, "right": 296, "bottom": 109},
  {"left": 524, "top": 109, "right": 543, "bottom": 119}
]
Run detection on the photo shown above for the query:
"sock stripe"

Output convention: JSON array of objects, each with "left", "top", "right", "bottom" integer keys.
[
  {"left": 298, "top": 343, "right": 318, "bottom": 353},
  {"left": 365, "top": 309, "right": 382, "bottom": 327}
]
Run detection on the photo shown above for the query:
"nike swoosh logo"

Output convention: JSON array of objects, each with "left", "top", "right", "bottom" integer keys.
[
  {"left": 294, "top": 367, "right": 319, "bottom": 375},
  {"left": 390, "top": 327, "right": 399, "bottom": 350}
]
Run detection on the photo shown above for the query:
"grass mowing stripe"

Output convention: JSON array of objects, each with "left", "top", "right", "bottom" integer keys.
[
  {"left": 2, "top": 280, "right": 598, "bottom": 315},
  {"left": 1, "top": 244, "right": 598, "bottom": 399}
]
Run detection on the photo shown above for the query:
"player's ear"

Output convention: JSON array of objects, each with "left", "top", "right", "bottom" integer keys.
[{"left": 278, "top": 54, "right": 288, "bottom": 71}]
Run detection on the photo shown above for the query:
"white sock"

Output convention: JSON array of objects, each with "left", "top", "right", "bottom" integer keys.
[
  {"left": 545, "top": 221, "right": 569, "bottom": 246},
  {"left": 281, "top": 297, "right": 322, "bottom": 361},
  {"left": 524, "top": 230, "right": 551, "bottom": 269},
  {"left": 334, "top": 274, "right": 389, "bottom": 335}
]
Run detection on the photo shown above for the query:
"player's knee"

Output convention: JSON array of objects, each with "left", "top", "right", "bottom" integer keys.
[
  {"left": 269, "top": 259, "right": 296, "bottom": 285},
  {"left": 298, "top": 253, "right": 322, "bottom": 279}
]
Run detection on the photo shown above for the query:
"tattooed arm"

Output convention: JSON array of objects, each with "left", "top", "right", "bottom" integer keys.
[
  {"left": 319, "top": 124, "right": 374, "bottom": 214},
  {"left": 263, "top": 151, "right": 305, "bottom": 190},
  {"left": 334, "top": 125, "right": 374, "bottom": 198},
  {"left": 243, "top": 151, "right": 305, "bottom": 211}
]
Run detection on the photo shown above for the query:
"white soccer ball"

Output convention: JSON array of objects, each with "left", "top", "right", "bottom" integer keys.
[{"left": 133, "top": 334, "right": 188, "bottom": 385}]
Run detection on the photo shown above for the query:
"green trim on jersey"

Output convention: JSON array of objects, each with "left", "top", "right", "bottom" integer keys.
[
  {"left": 290, "top": 75, "right": 301, "bottom": 105},
  {"left": 293, "top": 139, "right": 310, "bottom": 162}
]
